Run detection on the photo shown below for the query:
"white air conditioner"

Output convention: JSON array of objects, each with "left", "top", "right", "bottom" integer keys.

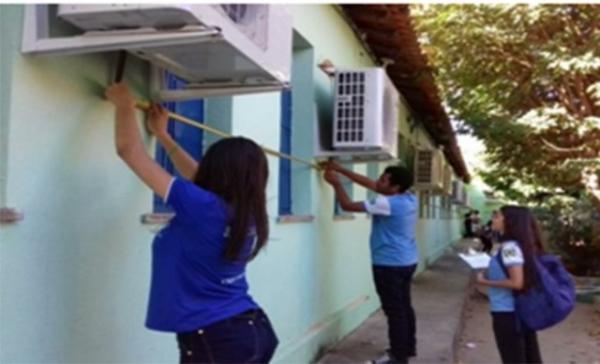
[
  {"left": 451, "top": 180, "right": 462, "bottom": 203},
  {"left": 451, "top": 180, "right": 469, "bottom": 205},
  {"left": 414, "top": 149, "right": 444, "bottom": 191},
  {"left": 331, "top": 68, "right": 399, "bottom": 159},
  {"left": 22, "top": 4, "right": 292, "bottom": 99},
  {"left": 463, "top": 188, "right": 470, "bottom": 207}
]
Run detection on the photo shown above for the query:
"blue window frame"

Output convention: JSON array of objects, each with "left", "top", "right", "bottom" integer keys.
[
  {"left": 278, "top": 89, "right": 292, "bottom": 216},
  {"left": 153, "top": 73, "right": 204, "bottom": 213}
]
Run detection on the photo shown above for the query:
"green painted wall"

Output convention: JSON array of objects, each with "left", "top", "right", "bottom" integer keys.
[
  {"left": 0, "top": 5, "right": 14, "bottom": 207},
  {"left": 0, "top": 5, "right": 464, "bottom": 363},
  {"left": 465, "top": 181, "right": 504, "bottom": 224}
]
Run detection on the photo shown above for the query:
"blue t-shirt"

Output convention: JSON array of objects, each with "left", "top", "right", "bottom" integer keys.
[
  {"left": 363, "top": 193, "right": 419, "bottom": 267},
  {"left": 145, "top": 178, "right": 259, "bottom": 332},
  {"left": 487, "top": 241, "right": 524, "bottom": 312}
]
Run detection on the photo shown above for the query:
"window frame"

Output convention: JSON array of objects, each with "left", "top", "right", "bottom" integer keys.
[{"left": 152, "top": 72, "right": 204, "bottom": 213}]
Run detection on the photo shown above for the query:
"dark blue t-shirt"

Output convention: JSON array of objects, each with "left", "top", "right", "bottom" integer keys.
[{"left": 145, "top": 178, "right": 259, "bottom": 332}]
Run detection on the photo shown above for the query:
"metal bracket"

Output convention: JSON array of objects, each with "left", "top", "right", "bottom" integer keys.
[
  {"left": 156, "top": 84, "right": 289, "bottom": 101},
  {"left": 149, "top": 65, "right": 289, "bottom": 101}
]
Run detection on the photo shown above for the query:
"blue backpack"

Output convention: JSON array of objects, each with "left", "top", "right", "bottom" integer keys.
[{"left": 499, "top": 251, "right": 576, "bottom": 331}]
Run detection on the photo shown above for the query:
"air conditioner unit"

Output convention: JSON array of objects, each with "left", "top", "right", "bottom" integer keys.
[
  {"left": 442, "top": 165, "right": 453, "bottom": 196},
  {"left": 22, "top": 4, "right": 292, "bottom": 99},
  {"left": 451, "top": 180, "right": 470, "bottom": 205},
  {"left": 451, "top": 180, "right": 463, "bottom": 204},
  {"left": 463, "top": 187, "right": 470, "bottom": 207},
  {"left": 331, "top": 68, "right": 399, "bottom": 159},
  {"left": 414, "top": 149, "right": 444, "bottom": 191}
]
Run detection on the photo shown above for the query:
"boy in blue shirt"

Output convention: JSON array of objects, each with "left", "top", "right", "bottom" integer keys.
[{"left": 324, "top": 162, "right": 418, "bottom": 364}]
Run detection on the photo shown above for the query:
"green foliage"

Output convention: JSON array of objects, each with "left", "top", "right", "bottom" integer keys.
[
  {"left": 412, "top": 5, "right": 600, "bottom": 274},
  {"left": 412, "top": 4, "right": 600, "bottom": 202},
  {"left": 533, "top": 196, "right": 600, "bottom": 276}
]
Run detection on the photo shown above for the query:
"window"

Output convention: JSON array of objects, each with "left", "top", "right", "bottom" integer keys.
[
  {"left": 440, "top": 196, "right": 446, "bottom": 219},
  {"left": 397, "top": 134, "right": 416, "bottom": 174},
  {"left": 277, "top": 32, "right": 314, "bottom": 218},
  {"left": 426, "top": 192, "right": 432, "bottom": 219},
  {"left": 366, "top": 163, "right": 380, "bottom": 202},
  {"left": 153, "top": 72, "right": 204, "bottom": 213},
  {"left": 278, "top": 90, "right": 292, "bottom": 215},
  {"left": 334, "top": 170, "right": 354, "bottom": 217},
  {"left": 419, "top": 191, "right": 427, "bottom": 219}
]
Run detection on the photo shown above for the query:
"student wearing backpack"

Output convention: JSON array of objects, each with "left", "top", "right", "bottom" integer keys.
[{"left": 475, "top": 206, "right": 544, "bottom": 364}]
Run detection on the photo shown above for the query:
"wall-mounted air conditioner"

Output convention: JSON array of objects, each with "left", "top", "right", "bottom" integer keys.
[
  {"left": 442, "top": 165, "right": 453, "bottom": 196},
  {"left": 22, "top": 4, "right": 292, "bottom": 99},
  {"left": 463, "top": 189, "right": 470, "bottom": 207},
  {"left": 451, "top": 180, "right": 469, "bottom": 205},
  {"left": 314, "top": 67, "right": 400, "bottom": 163},
  {"left": 414, "top": 149, "right": 444, "bottom": 191},
  {"left": 332, "top": 68, "right": 399, "bottom": 157}
]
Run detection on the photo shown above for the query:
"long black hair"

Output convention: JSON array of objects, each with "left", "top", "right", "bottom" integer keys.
[
  {"left": 500, "top": 205, "right": 545, "bottom": 292},
  {"left": 194, "top": 137, "right": 269, "bottom": 262}
]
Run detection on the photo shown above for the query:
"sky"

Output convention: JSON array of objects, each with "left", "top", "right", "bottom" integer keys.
[{"left": 456, "top": 134, "right": 493, "bottom": 191}]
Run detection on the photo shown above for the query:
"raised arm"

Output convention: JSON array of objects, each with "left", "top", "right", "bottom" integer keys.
[
  {"left": 323, "top": 168, "right": 366, "bottom": 213},
  {"left": 327, "top": 160, "right": 377, "bottom": 191},
  {"left": 147, "top": 103, "right": 199, "bottom": 181},
  {"left": 105, "top": 82, "right": 172, "bottom": 200}
]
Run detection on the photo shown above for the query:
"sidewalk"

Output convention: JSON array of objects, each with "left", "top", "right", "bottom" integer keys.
[
  {"left": 457, "top": 289, "right": 600, "bottom": 364},
  {"left": 317, "top": 241, "right": 472, "bottom": 364}
]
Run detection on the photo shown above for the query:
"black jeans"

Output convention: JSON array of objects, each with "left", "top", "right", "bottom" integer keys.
[
  {"left": 373, "top": 264, "right": 417, "bottom": 362},
  {"left": 176, "top": 309, "right": 279, "bottom": 364},
  {"left": 492, "top": 312, "right": 543, "bottom": 364}
]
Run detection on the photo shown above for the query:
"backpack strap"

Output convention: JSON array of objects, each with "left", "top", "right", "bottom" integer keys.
[
  {"left": 497, "top": 246, "right": 525, "bottom": 298},
  {"left": 497, "top": 247, "right": 510, "bottom": 278}
]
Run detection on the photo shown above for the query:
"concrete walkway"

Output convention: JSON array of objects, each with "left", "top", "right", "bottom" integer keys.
[
  {"left": 317, "top": 241, "right": 472, "bottom": 364},
  {"left": 457, "top": 286, "right": 600, "bottom": 364}
]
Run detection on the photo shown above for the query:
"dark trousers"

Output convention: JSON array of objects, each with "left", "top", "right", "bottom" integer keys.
[
  {"left": 492, "top": 312, "right": 543, "bottom": 364},
  {"left": 373, "top": 264, "right": 417, "bottom": 362},
  {"left": 176, "top": 309, "right": 278, "bottom": 364}
]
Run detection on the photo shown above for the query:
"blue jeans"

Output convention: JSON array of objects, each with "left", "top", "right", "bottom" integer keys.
[
  {"left": 176, "top": 309, "right": 278, "bottom": 364},
  {"left": 373, "top": 264, "right": 417, "bottom": 362}
]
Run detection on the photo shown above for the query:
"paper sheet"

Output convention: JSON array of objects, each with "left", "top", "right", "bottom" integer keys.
[{"left": 458, "top": 251, "right": 491, "bottom": 270}]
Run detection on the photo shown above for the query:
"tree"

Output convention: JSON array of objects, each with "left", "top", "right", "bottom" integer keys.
[{"left": 412, "top": 5, "right": 600, "bottom": 274}]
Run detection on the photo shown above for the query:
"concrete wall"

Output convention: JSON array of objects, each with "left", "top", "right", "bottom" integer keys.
[{"left": 0, "top": 5, "right": 464, "bottom": 363}]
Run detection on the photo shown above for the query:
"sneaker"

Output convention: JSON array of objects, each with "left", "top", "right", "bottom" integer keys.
[
  {"left": 368, "top": 353, "right": 407, "bottom": 364},
  {"left": 368, "top": 353, "right": 394, "bottom": 364}
]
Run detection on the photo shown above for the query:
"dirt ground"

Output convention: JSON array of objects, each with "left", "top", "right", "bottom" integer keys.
[{"left": 457, "top": 289, "right": 600, "bottom": 364}]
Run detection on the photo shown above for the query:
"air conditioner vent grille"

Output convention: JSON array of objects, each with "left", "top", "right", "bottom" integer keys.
[
  {"left": 416, "top": 150, "right": 434, "bottom": 183},
  {"left": 335, "top": 71, "right": 366, "bottom": 143}
]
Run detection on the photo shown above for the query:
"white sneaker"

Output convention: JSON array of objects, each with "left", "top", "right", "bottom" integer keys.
[{"left": 368, "top": 353, "right": 394, "bottom": 364}]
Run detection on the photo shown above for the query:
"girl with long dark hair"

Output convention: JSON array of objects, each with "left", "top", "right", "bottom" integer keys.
[
  {"left": 476, "top": 206, "right": 544, "bottom": 364},
  {"left": 105, "top": 82, "right": 278, "bottom": 363}
]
